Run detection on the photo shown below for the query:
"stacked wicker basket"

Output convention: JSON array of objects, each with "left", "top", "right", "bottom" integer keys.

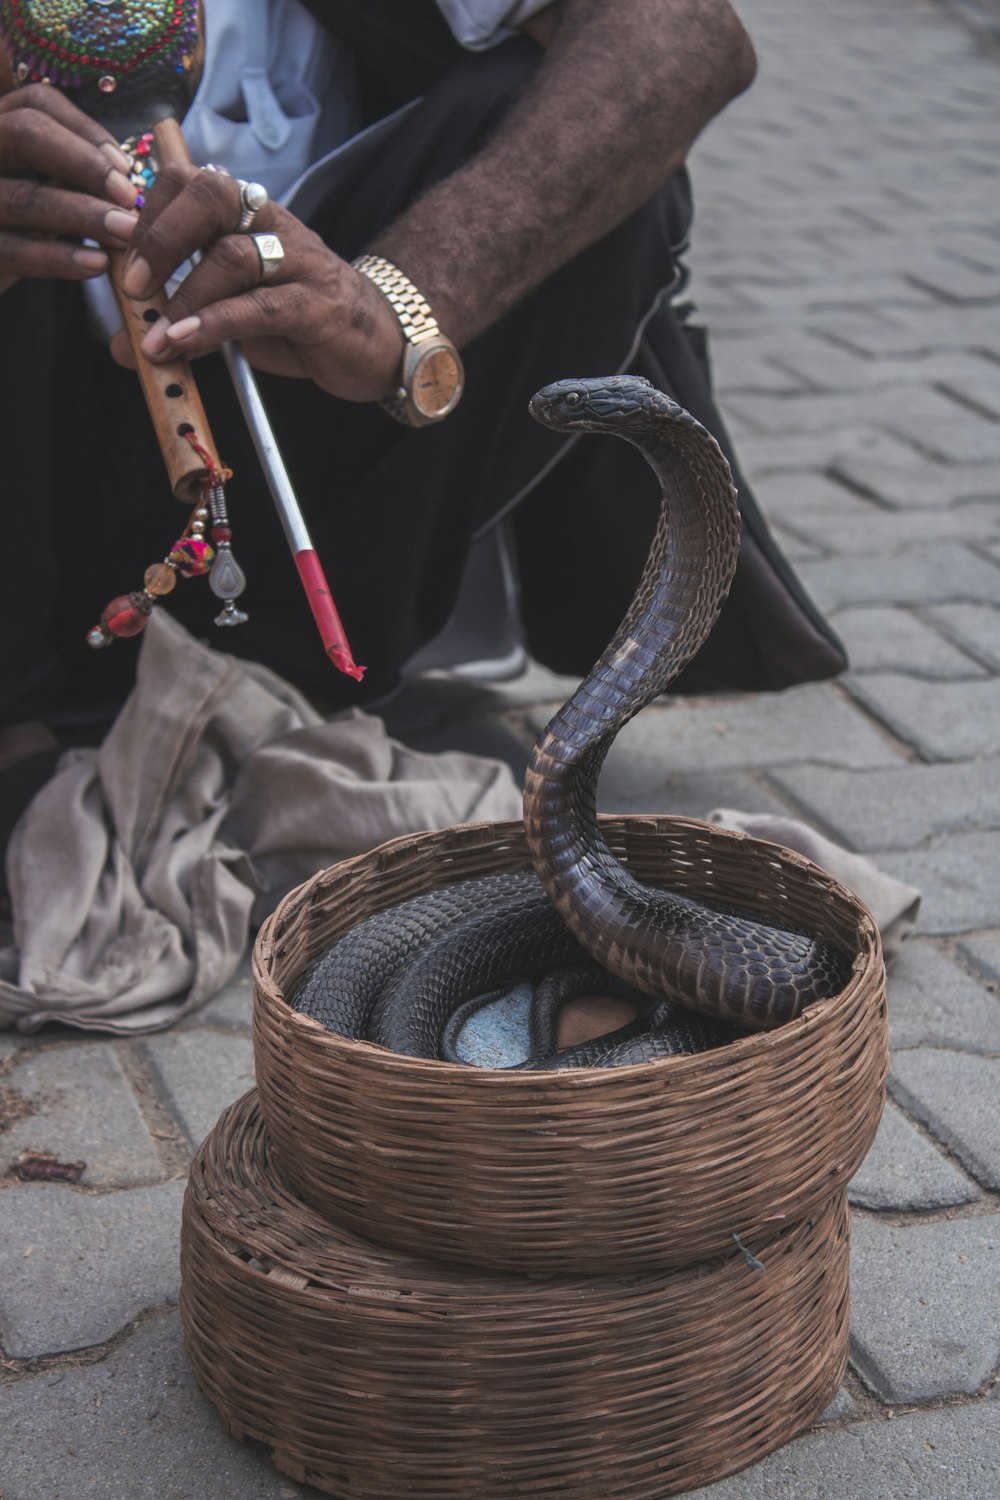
[{"left": 181, "top": 814, "right": 888, "bottom": 1498}]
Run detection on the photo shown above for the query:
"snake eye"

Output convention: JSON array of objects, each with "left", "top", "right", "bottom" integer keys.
[{"left": 566, "top": 392, "right": 581, "bottom": 406}]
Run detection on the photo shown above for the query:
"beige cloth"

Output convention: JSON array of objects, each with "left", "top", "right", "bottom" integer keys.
[
  {"left": 0, "top": 613, "right": 521, "bottom": 1035},
  {"left": 707, "top": 809, "right": 921, "bottom": 963}
]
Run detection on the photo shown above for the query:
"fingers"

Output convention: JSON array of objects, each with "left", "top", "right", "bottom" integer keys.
[
  {"left": 144, "top": 281, "right": 302, "bottom": 361},
  {"left": 0, "top": 176, "right": 137, "bottom": 244},
  {"left": 141, "top": 226, "right": 264, "bottom": 348},
  {"left": 0, "top": 87, "right": 135, "bottom": 205},
  {"left": 0, "top": 225, "right": 115, "bottom": 282},
  {"left": 123, "top": 163, "right": 255, "bottom": 298},
  {"left": 0, "top": 87, "right": 138, "bottom": 285}
]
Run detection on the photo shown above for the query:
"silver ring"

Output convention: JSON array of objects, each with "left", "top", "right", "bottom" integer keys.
[
  {"left": 237, "top": 179, "right": 269, "bottom": 232},
  {"left": 251, "top": 232, "right": 284, "bottom": 283}
]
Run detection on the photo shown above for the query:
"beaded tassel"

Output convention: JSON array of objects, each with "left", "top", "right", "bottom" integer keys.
[{"left": 87, "top": 436, "right": 247, "bottom": 648}]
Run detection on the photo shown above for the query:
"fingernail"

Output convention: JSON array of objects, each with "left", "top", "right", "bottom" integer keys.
[
  {"left": 104, "top": 208, "right": 137, "bottom": 244},
  {"left": 101, "top": 141, "right": 133, "bottom": 175},
  {"left": 107, "top": 169, "right": 138, "bottom": 209},
  {"left": 73, "top": 247, "right": 109, "bottom": 273},
  {"left": 166, "top": 315, "right": 201, "bottom": 342},
  {"left": 122, "top": 255, "right": 151, "bottom": 297},
  {"left": 141, "top": 317, "right": 169, "bottom": 355}
]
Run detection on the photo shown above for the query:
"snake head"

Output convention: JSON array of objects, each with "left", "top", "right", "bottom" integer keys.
[{"left": 530, "top": 375, "right": 666, "bottom": 433}]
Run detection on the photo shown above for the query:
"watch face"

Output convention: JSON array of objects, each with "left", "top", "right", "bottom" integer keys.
[{"left": 411, "top": 346, "right": 463, "bottom": 420}]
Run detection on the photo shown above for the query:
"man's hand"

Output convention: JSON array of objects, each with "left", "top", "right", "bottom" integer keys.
[
  {"left": 116, "top": 0, "right": 756, "bottom": 404},
  {"left": 0, "top": 86, "right": 138, "bottom": 295},
  {"left": 112, "top": 162, "right": 404, "bottom": 402}
]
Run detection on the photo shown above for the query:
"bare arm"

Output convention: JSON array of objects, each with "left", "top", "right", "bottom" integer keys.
[
  {"left": 129, "top": 0, "right": 755, "bottom": 399},
  {"left": 373, "top": 0, "right": 757, "bottom": 347}
]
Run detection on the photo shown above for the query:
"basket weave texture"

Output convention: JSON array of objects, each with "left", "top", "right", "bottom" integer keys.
[
  {"left": 253, "top": 815, "right": 888, "bottom": 1275},
  {"left": 182, "top": 1089, "right": 851, "bottom": 1500}
]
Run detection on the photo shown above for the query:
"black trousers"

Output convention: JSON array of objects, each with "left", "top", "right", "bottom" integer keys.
[{"left": 0, "top": 37, "right": 843, "bottom": 730}]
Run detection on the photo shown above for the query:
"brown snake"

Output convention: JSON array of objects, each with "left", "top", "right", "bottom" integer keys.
[{"left": 294, "top": 376, "right": 850, "bottom": 1064}]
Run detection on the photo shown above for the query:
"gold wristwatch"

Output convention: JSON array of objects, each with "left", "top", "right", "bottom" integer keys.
[{"left": 352, "top": 254, "right": 464, "bottom": 427}]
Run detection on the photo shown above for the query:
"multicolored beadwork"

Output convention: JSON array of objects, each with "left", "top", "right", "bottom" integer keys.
[
  {"left": 0, "top": 0, "right": 200, "bottom": 93},
  {"left": 121, "top": 129, "right": 156, "bottom": 207}
]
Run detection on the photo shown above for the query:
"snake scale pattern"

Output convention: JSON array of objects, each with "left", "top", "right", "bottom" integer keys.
[{"left": 295, "top": 376, "right": 850, "bottom": 1066}]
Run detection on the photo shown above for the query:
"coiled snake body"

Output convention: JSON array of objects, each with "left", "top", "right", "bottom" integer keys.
[{"left": 295, "top": 377, "right": 849, "bottom": 1065}]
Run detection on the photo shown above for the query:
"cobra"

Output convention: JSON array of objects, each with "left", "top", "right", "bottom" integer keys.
[{"left": 294, "top": 376, "right": 850, "bottom": 1065}]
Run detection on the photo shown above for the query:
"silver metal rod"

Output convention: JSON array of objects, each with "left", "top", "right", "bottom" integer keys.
[{"left": 220, "top": 341, "right": 313, "bottom": 554}]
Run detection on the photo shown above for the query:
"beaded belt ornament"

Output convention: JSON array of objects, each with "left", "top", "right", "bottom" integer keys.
[{"left": 0, "top": 0, "right": 199, "bottom": 94}]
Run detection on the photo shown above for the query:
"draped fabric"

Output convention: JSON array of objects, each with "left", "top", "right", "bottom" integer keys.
[{"left": 0, "top": 613, "right": 521, "bottom": 1034}]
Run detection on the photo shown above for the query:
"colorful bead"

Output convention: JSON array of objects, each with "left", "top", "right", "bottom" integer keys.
[
  {"left": 210, "top": 525, "right": 232, "bottom": 544},
  {"left": 169, "top": 536, "right": 214, "bottom": 577},
  {"left": 143, "top": 562, "right": 176, "bottom": 596},
  {"left": 101, "top": 592, "right": 150, "bottom": 639}
]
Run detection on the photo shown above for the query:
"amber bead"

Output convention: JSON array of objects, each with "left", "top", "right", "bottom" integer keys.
[
  {"left": 144, "top": 562, "right": 177, "bottom": 597},
  {"left": 101, "top": 593, "right": 149, "bottom": 639}
]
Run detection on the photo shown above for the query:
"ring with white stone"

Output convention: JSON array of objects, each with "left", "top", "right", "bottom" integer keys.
[
  {"left": 251, "top": 232, "right": 285, "bottom": 283},
  {"left": 237, "top": 180, "right": 269, "bottom": 232}
]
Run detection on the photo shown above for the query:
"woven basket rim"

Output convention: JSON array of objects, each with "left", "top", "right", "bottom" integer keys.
[{"left": 254, "top": 813, "right": 881, "bottom": 1080}]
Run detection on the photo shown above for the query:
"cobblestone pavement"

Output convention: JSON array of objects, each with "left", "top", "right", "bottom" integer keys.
[{"left": 2, "top": 1, "right": 999, "bottom": 1496}]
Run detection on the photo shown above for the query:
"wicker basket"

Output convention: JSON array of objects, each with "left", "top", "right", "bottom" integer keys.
[
  {"left": 253, "top": 815, "right": 887, "bottom": 1275},
  {"left": 182, "top": 1089, "right": 850, "bottom": 1500}
]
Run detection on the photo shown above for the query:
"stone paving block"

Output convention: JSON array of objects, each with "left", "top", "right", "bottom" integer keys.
[
  {"left": 887, "top": 940, "right": 1000, "bottom": 1053},
  {"left": 140, "top": 1030, "right": 255, "bottom": 1149},
  {"left": 0, "top": 1312, "right": 307, "bottom": 1500},
  {"left": 733, "top": 426, "right": 925, "bottom": 483},
  {"left": 183, "top": 953, "right": 254, "bottom": 1031},
  {"left": 818, "top": 299, "right": 1000, "bottom": 359},
  {"left": 683, "top": 1401, "right": 1000, "bottom": 1500},
  {"left": 752, "top": 469, "right": 883, "bottom": 527},
  {"left": 796, "top": 542, "right": 1000, "bottom": 614},
  {"left": 770, "top": 759, "right": 1000, "bottom": 852},
  {"left": 814, "top": 1385, "right": 856, "bottom": 1424},
  {"left": 778, "top": 499, "right": 1000, "bottom": 559},
  {"left": 0, "top": 1044, "right": 162, "bottom": 1188},
  {"left": 765, "top": 519, "right": 825, "bottom": 564},
  {"left": 957, "top": 930, "right": 1000, "bottom": 984},
  {"left": 830, "top": 455, "right": 997, "bottom": 510},
  {"left": 758, "top": 345, "right": 1000, "bottom": 403},
  {"left": 876, "top": 832, "right": 1000, "bottom": 934},
  {"left": 528, "top": 685, "right": 905, "bottom": 780},
  {"left": 848, "top": 1213, "right": 1000, "bottom": 1401},
  {"left": 829, "top": 605, "right": 984, "bottom": 677},
  {"left": 597, "top": 769, "right": 791, "bottom": 823},
  {"left": 724, "top": 384, "right": 970, "bottom": 439},
  {"left": 846, "top": 676, "right": 1000, "bottom": 760},
  {"left": 890, "top": 1050, "right": 1000, "bottom": 1189},
  {"left": 925, "top": 601, "right": 1000, "bottom": 671},
  {"left": 886, "top": 415, "right": 1000, "bottom": 467},
  {"left": 848, "top": 1098, "right": 979, "bottom": 1211},
  {"left": 0, "top": 1179, "right": 186, "bottom": 1359}
]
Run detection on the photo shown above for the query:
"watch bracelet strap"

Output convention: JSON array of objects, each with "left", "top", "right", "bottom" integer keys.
[
  {"left": 351, "top": 253, "right": 442, "bottom": 346},
  {"left": 352, "top": 253, "right": 459, "bottom": 426}
]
